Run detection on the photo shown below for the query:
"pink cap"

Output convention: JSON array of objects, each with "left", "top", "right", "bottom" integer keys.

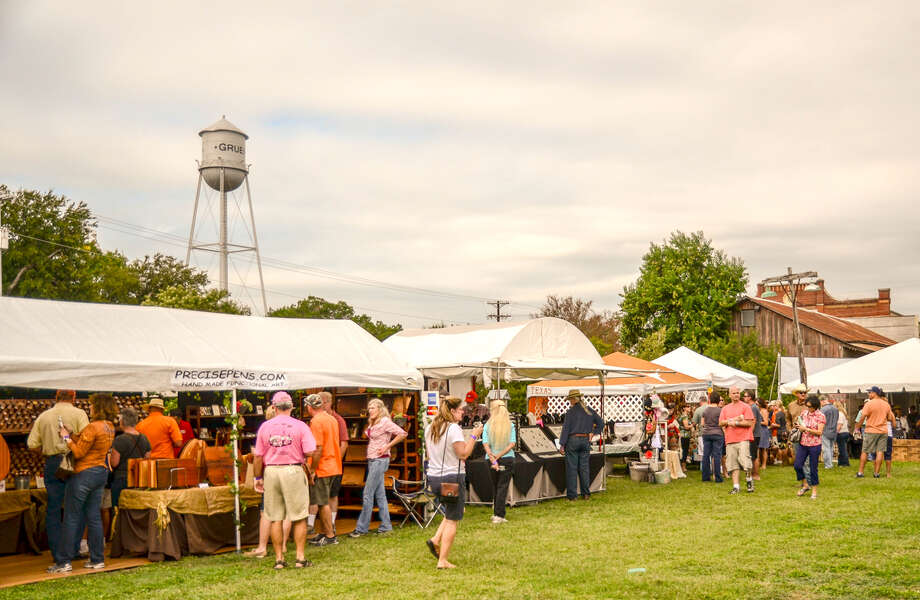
[{"left": 271, "top": 391, "right": 292, "bottom": 406}]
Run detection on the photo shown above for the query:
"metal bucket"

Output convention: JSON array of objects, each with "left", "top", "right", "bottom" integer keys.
[
  {"left": 653, "top": 470, "right": 671, "bottom": 485},
  {"left": 629, "top": 462, "right": 649, "bottom": 482}
]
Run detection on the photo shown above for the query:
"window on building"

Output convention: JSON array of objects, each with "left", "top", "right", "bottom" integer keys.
[{"left": 741, "top": 309, "right": 755, "bottom": 327}]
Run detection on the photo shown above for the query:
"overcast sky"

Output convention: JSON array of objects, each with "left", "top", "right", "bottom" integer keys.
[{"left": 2, "top": 2, "right": 918, "bottom": 327}]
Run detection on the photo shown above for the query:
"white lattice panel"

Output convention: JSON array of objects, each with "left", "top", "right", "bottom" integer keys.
[{"left": 547, "top": 394, "right": 644, "bottom": 422}]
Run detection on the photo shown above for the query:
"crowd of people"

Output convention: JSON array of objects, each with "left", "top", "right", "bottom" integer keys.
[{"left": 27, "top": 391, "right": 191, "bottom": 573}]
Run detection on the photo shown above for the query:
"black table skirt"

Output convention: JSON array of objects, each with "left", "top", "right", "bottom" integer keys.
[{"left": 465, "top": 455, "right": 554, "bottom": 501}]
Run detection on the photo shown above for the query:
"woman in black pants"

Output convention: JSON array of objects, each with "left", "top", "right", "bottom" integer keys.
[{"left": 482, "top": 400, "right": 516, "bottom": 524}]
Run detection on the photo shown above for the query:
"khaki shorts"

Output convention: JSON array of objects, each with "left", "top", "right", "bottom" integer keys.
[
  {"left": 263, "top": 465, "right": 310, "bottom": 522},
  {"left": 725, "top": 442, "right": 752, "bottom": 473},
  {"left": 862, "top": 432, "right": 888, "bottom": 454},
  {"left": 310, "top": 476, "right": 335, "bottom": 506}
]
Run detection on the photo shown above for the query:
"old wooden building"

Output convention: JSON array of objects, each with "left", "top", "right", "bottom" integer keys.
[{"left": 732, "top": 296, "right": 895, "bottom": 358}]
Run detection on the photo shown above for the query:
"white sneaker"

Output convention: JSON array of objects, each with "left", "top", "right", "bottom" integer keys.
[
  {"left": 47, "top": 563, "right": 72, "bottom": 574},
  {"left": 83, "top": 561, "right": 105, "bottom": 569},
  {"left": 490, "top": 516, "right": 507, "bottom": 524}
]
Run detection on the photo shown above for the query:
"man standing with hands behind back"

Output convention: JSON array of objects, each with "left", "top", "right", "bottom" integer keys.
[
  {"left": 719, "top": 386, "right": 755, "bottom": 494},
  {"left": 558, "top": 389, "right": 604, "bottom": 501},
  {"left": 252, "top": 391, "right": 316, "bottom": 569}
]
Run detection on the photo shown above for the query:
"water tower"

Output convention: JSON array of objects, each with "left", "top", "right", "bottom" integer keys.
[{"left": 185, "top": 116, "right": 267, "bottom": 313}]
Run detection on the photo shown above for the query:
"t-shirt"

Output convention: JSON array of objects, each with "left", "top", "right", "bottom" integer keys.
[
  {"left": 820, "top": 405, "right": 839, "bottom": 439},
  {"left": 309, "top": 412, "right": 342, "bottom": 478},
  {"left": 719, "top": 402, "right": 754, "bottom": 444},
  {"left": 254, "top": 414, "right": 316, "bottom": 466},
  {"left": 692, "top": 405, "right": 707, "bottom": 428},
  {"left": 365, "top": 417, "right": 407, "bottom": 459},
  {"left": 328, "top": 409, "right": 348, "bottom": 446},
  {"left": 136, "top": 411, "right": 183, "bottom": 459},
  {"left": 111, "top": 432, "right": 152, "bottom": 480},
  {"left": 862, "top": 398, "right": 893, "bottom": 434},
  {"left": 426, "top": 423, "right": 466, "bottom": 477},
  {"left": 482, "top": 421, "right": 517, "bottom": 458},
  {"left": 701, "top": 406, "right": 723, "bottom": 436},
  {"left": 174, "top": 419, "right": 196, "bottom": 457},
  {"left": 27, "top": 403, "right": 89, "bottom": 456},
  {"left": 748, "top": 402, "right": 764, "bottom": 438}
]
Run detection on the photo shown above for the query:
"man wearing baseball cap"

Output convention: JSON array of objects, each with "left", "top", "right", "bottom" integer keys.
[
  {"left": 252, "top": 391, "right": 317, "bottom": 568},
  {"left": 136, "top": 395, "right": 183, "bottom": 459},
  {"left": 855, "top": 386, "right": 895, "bottom": 478}
]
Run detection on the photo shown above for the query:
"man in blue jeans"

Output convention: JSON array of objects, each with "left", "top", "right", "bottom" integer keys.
[
  {"left": 26, "top": 390, "right": 89, "bottom": 572},
  {"left": 558, "top": 390, "right": 603, "bottom": 500}
]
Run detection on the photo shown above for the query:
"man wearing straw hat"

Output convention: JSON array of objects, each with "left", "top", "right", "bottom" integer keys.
[
  {"left": 136, "top": 395, "right": 182, "bottom": 459},
  {"left": 558, "top": 389, "right": 604, "bottom": 501}
]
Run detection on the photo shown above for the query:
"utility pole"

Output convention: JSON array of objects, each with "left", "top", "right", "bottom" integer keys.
[
  {"left": 487, "top": 300, "right": 511, "bottom": 322},
  {"left": 761, "top": 267, "right": 818, "bottom": 387}
]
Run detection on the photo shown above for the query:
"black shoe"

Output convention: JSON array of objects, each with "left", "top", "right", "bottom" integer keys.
[
  {"left": 310, "top": 536, "right": 338, "bottom": 547},
  {"left": 746, "top": 479, "right": 754, "bottom": 493},
  {"left": 308, "top": 534, "right": 324, "bottom": 544},
  {"left": 855, "top": 472, "right": 865, "bottom": 478},
  {"left": 729, "top": 487, "right": 739, "bottom": 495},
  {"left": 873, "top": 473, "right": 881, "bottom": 478},
  {"left": 348, "top": 531, "right": 365, "bottom": 539}
]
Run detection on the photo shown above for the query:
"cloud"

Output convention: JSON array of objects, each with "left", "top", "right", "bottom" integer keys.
[{"left": 1, "top": 1, "right": 918, "bottom": 326}]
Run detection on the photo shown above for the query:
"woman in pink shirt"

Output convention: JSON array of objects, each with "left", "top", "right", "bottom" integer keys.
[
  {"left": 349, "top": 398, "right": 406, "bottom": 537},
  {"left": 793, "top": 396, "right": 826, "bottom": 499}
]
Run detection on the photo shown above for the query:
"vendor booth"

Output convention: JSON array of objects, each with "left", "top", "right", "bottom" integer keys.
[
  {"left": 0, "top": 296, "right": 422, "bottom": 560},
  {"left": 653, "top": 346, "right": 758, "bottom": 390},
  {"left": 779, "top": 338, "right": 920, "bottom": 461},
  {"left": 527, "top": 352, "right": 707, "bottom": 459},
  {"left": 384, "top": 318, "right": 642, "bottom": 504}
]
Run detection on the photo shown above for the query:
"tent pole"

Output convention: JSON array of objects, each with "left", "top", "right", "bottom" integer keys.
[
  {"left": 232, "top": 388, "right": 241, "bottom": 553},
  {"left": 600, "top": 371, "right": 606, "bottom": 491}
]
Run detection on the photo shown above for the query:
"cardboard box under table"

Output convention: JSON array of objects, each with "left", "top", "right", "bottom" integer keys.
[{"left": 110, "top": 486, "right": 260, "bottom": 561}]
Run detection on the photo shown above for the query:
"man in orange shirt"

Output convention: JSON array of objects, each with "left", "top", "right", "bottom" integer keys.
[
  {"left": 855, "top": 386, "right": 895, "bottom": 478},
  {"left": 320, "top": 391, "right": 347, "bottom": 529},
  {"left": 136, "top": 396, "right": 182, "bottom": 459},
  {"left": 305, "top": 394, "right": 342, "bottom": 546}
]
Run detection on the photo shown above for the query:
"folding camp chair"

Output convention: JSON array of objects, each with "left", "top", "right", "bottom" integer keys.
[{"left": 389, "top": 476, "right": 444, "bottom": 528}]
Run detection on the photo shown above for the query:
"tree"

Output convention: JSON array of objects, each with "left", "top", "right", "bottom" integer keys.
[
  {"left": 619, "top": 230, "right": 747, "bottom": 354},
  {"left": 704, "top": 332, "right": 781, "bottom": 399},
  {"left": 0, "top": 186, "right": 102, "bottom": 299},
  {"left": 268, "top": 296, "right": 401, "bottom": 341},
  {"left": 534, "top": 295, "right": 621, "bottom": 356},
  {"left": 128, "top": 253, "right": 210, "bottom": 303},
  {"left": 632, "top": 327, "right": 668, "bottom": 361},
  {"left": 142, "top": 285, "right": 250, "bottom": 315}
]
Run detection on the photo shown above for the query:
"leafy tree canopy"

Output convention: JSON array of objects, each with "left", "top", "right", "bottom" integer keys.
[
  {"left": 619, "top": 230, "right": 747, "bottom": 354},
  {"left": 142, "top": 285, "right": 250, "bottom": 315},
  {"left": 704, "top": 332, "right": 781, "bottom": 400},
  {"left": 268, "top": 296, "right": 401, "bottom": 341},
  {"left": 533, "top": 295, "right": 621, "bottom": 356}
]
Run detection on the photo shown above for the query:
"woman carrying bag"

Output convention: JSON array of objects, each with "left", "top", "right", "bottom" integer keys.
[
  {"left": 425, "top": 396, "right": 482, "bottom": 569},
  {"left": 792, "top": 396, "right": 826, "bottom": 500}
]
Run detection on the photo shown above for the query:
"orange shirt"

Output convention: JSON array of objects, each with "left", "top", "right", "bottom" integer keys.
[
  {"left": 136, "top": 411, "right": 183, "bottom": 459},
  {"left": 310, "top": 411, "right": 342, "bottom": 478},
  {"left": 68, "top": 420, "right": 115, "bottom": 473},
  {"left": 862, "top": 398, "right": 894, "bottom": 434}
]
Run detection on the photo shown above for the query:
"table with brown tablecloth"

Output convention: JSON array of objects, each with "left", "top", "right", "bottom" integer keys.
[
  {"left": 0, "top": 489, "right": 47, "bottom": 555},
  {"left": 109, "top": 486, "right": 260, "bottom": 562}
]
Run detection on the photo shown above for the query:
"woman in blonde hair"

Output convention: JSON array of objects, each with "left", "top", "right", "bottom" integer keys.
[
  {"left": 425, "top": 396, "right": 482, "bottom": 569},
  {"left": 482, "top": 400, "right": 516, "bottom": 524},
  {"left": 350, "top": 398, "right": 406, "bottom": 537}
]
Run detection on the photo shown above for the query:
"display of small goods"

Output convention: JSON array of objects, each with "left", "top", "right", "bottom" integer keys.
[
  {"left": 0, "top": 395, "right": 148, "bottom": 433},
  {"left": 5, "top": 442, "right": 43, "bottom": 487}
]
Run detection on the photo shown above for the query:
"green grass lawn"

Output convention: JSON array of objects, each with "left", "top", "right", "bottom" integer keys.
[{"left": 6, "top": 463, "right": 920, "bottom": 600}]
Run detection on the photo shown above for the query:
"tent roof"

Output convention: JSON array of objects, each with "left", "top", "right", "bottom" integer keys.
[
  {"left": 0, "top": 296, "right": 421, "bottom": 392},
  {"left": 527, "top": 352, "right": 707, "bottom": 396},
  {"left": 383, "top": 317, "right": 628, "bottom": 380},
  {"left": 653, "top": 346, "right": 758, "bottom": 389},
  {"left": 779, "top": 337, "right": 920, "bottom": 394}
]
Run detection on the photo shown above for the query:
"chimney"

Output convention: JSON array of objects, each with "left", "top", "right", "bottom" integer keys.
[
  {"left": 756, "top": 282, "right": 764, "bottom": 296},
  {"left": 816, "top": 279, "right": 825, "bottom": 313},
  {"left": 879, "top": 288, "right": 891, "bottom": 314}
]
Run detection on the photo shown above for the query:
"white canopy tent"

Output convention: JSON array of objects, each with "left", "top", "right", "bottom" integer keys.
[
  {"left": 0, "top": 296, "right": 422, "bottom": 551},
  {"left": 0, "top": 296, "right": 422, "bottom": 392},
  {"left": 654, "top": 346, "right": 758, "bottom": 390},
  {"left": 779, "top": 337, "right": 920, "bottom": 394},
  {"left": 383, "top": 317, "right": 636, "bottom": 382}
]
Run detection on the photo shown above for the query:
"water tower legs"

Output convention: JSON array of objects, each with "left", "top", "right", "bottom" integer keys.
[
  {"left": 219, "top": 168, "right": 228, "bottom": 293},
  {"left": 244, "top": 177, "right": 269, "bottom": 315}
]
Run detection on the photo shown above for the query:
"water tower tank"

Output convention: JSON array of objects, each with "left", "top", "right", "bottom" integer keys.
[{"left": 199, "top": 116, "right": 248, "bottom": 191}]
